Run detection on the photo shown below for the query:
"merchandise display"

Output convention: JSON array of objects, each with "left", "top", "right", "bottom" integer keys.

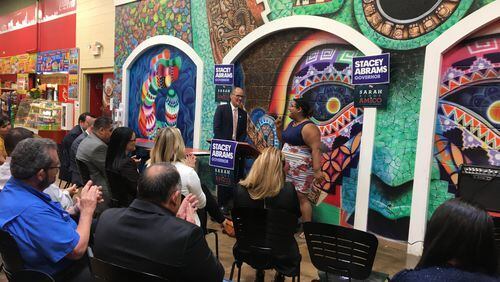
[{"left": 15, "top": 99, "right": 63, "bottom": 130}]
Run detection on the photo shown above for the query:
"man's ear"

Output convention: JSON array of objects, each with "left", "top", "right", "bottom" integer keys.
[
  {"left": 165, "top": 190, "right": 180, "bottom": 209},
  {"left": 35, "top": 169, "right": 45, "bottom": 181}
]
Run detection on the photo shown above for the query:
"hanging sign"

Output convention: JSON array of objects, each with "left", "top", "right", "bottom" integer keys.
[
  {"left": 37, "top": 48, "right": 79, "bottom": 73},
  {"left": 16, "top": 73, "right": 29, "bottom": 94},
  {"left": 0, "top": 54, "right": 36, "bottom": 74},
  {"left": 354, "top": 84, "right": 389, "bottom": 108},
  {"left": 215, "top": 85, "right": 232, "bottom": 102},
  {"left": 214, "top": 64, "right": 234, "bottom": 85},
  {"left": 352, "top": 53, "right": 390, "bottom": 85}
]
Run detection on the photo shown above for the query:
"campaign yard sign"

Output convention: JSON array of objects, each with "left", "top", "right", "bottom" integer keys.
[
  {"left": 214, "top": 64, "right": 234, "bottom": 85},
  {"left": 215, "top": 85, "right": 232, "bottom": 102},
  {"left": 209, "top": 139, "right": 238, "bottom": 170},
  {"left": 352, "top": 53, "right": 390, "bottom": 85},
  {"left": 354, "top": 84, "right": 389, "bottom": 109},
  {"left": 209, "top": 139, "right": 238, "bottom": 186}
]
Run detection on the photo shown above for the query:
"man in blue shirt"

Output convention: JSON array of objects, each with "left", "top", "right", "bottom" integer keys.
[{"left": 0, "top": 138, "right": 102, "bottom": 281}]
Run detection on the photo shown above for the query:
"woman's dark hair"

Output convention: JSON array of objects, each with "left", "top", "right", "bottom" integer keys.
[
  {"left": 0, "top": 114, "right": 10, "bottom": 128},
  {"left": 416, "top": 198, "right": 497, "bottom": 275},
  {"left": 294, "top": 98, "right": 312, "bottom": 118},
  {"left": 105, "top": 127, "right": 134, "bottom": 171}
]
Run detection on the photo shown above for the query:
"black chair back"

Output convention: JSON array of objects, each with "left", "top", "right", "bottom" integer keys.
[
  {"left": 76, "top": 159, "right": 91, "bottom": 184},
  {"left": 106, "top": 169, "right": 134, "bottom": 208},
  {"left": 0, "top": 230, "right": 54, "bottom": 281},
  {"left": 303, "top": 222, "right": 378, "bottom": 280},
  {"left": 0, "top": 229, "right": 24, "bottom": 275},
  {"left": 57, "top": 143, "right": 71, "bottom": 182},
  {"left": 231, "top": 207, "right": 300, "bottom": 279},
  {"left": 88, "top": 248, "right": 169, "bottom": 282}
]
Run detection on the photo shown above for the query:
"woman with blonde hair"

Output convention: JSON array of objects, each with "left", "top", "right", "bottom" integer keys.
[
  {"left": 149, "top": 127, "right": 234, "bottom": 235},
  {"left": 235, "top": 147, "right": 301, "bottom": 282},
  {"left": 149, "top": 127, "right": 205, "bottom": 223}
]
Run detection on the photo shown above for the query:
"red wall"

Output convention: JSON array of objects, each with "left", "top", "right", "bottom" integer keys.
[
  {"left": 39, "top": 14, "right": 76, "bottom": 52},
  {"left": 0, "top": 3, "right": 76, "bottom": 57},
  {"left": 0, "top": 26, "right": 37, "bottom": 56}
]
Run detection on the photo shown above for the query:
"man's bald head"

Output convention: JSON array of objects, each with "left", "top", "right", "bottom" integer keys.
[{"left": 137, "top": 163, "right": 180, "bottom": 205}]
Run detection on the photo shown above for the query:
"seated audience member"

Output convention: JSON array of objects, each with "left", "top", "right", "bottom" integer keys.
[
  {"left": 93, "top": 163, "right": 224, "bottom": 282},
  {"left": 60, "top": 112, "right": 94, "bottom": 182},
  {"left": 0, "top": 128, "right": 34, "bottom": 190},
  {"left": 235, "top": 147, "right": 301, "bottom": 282},
  {"left": 69, "top": 116, "right": 95, "bottom": 186},
  {"left": 77, "top": 116, "right": 113, "bottom": 211},
  {"left": 0, "top": 127, "right": 77, "bottom": 211},
  {"left": 392, "top": 198, "right": 499, "bottom": 282},
  {"left": 0, "top": 114, "right": 12, "bottom": 164},
  {"left": 43, "top": 182, "right": 78, "bottom": 212},
  {"left": 149, "top": 127, "right": 234, "bottom": 235},
  {"left": 149, "top": 127, "right": 206, "bottom": 225},
  {"left": 105, "top": 127, "right": 139, "bottom": 206},
  {"left": 0, "top": 138, "right": 102, "bottom": 281}
]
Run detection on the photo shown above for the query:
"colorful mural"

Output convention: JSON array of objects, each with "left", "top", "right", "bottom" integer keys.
[
  {"left": 114, "top": 0, "right": 498, "bottom": 241},
  {"left": 235, "top": 29, "right": 363, "bottom": 225},
  {"left": 435, "top": 35, "right": 500, "bottom": 192},
  {"left": 114, "top": 0, "right": 192, "bottom": 124},
  {"left": 206, "top": 0, "right": 266, "bottom": 64},
  {"left": 128, "top": 45, "right": 197, "bottom": 147}
]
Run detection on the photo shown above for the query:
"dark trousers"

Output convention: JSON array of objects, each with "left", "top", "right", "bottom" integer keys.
[
  {"left": 198, "top": 184, "right": 226, "bottom": 233},
  {"left": 217, "top": 185, "right": 234, "bottom": 209},
  {"left": 217, "top": 155, "right": 246, "bottom": 209}
]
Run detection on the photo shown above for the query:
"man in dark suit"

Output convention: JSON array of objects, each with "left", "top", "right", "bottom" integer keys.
[
  {"left": 93, "top": 163, "right": 224, "bottom": 282},
  {"left": 60, "top": 113, "right": 94, "bottom": 182},
  {"left": 213, "top": 87, "right": 247, "bottom": 141},
  {"left": 213, "top": 87, "right": 248, "bottom": 213}
]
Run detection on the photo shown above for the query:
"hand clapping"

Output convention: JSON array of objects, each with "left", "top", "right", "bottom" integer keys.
[{"left": 176, "top": 193, "right": 198, "bottom": 224}]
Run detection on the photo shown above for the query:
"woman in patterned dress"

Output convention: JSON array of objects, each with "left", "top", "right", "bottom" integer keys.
[{"left": 276, "top": 98, "right": 323, "bottom": 226}]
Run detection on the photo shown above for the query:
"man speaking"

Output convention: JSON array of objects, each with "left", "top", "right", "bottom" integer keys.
[{"left": 213, "top": 87, "right": 247, "bottom": 215}]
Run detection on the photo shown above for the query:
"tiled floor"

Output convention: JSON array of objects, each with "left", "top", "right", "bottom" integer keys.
[{"left": 0, "top": 218, "right": 416, "bottom": 282}]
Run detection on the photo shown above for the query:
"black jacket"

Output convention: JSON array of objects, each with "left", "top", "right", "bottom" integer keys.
[
  {"left": 93, "top": 199, "right": 224, "bottom": 282},
  {"left": 213, "top": 103, "right": 247, "bottom": 141},
  {"left": 60, "top": 125, "right": 83, "bottom": 181}
]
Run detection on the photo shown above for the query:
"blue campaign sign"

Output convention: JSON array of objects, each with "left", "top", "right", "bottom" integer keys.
[
  {"left": 214, "top": 64, "right": 234, "bottom": 85},
  {"left": 209, "top": 139, "right": 238, "bottom": 170},
  {"left": 352, "top": 53, "right": 390, "bottom": 85}
]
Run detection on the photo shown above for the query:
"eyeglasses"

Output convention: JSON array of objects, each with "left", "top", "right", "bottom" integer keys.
[
  {"left": 129, "top": 138, "right": 136, "bottom": 142},
  {"left": 45, "top": 166, "right": 60, "bottom": 171}
]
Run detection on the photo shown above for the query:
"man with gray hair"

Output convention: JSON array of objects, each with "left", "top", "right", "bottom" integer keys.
[
  {"left": 0, "top": 138, "right": 102, "bottom": 281},
  {"left": 93, "top": 163, "right": 224, "bottom": 281},
  {"left": 77, "top": 116, "right": 113, "bottom": 211}
]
